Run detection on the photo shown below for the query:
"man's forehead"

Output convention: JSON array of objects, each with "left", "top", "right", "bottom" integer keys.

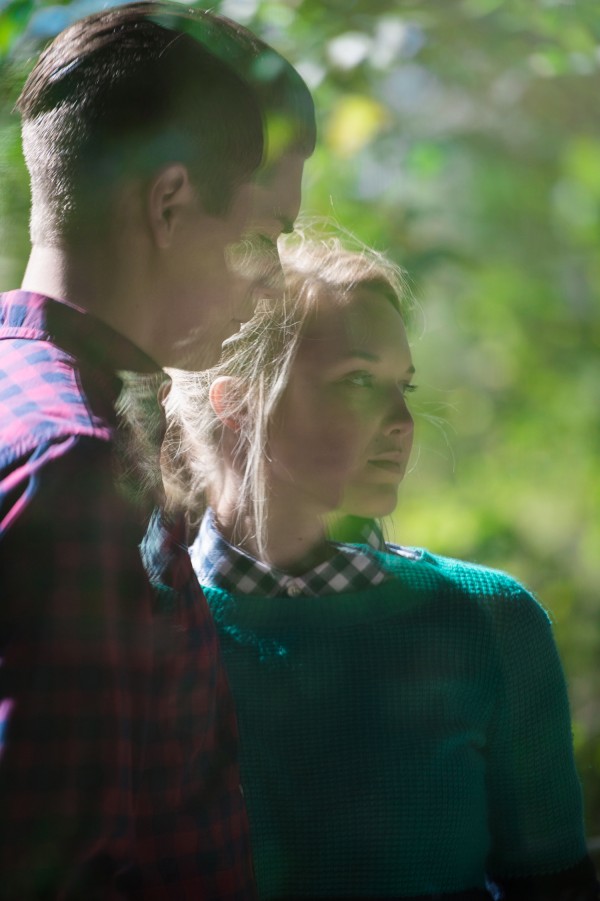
[{"left": 256, "top": 150, "right": 305, "bottom": 187}]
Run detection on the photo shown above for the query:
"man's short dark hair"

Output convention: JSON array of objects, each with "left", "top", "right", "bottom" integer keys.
[{"left": 17, "top": 1, "right": 316, "bottom": 245}]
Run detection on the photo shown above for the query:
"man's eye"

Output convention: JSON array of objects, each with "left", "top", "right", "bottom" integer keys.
[{"left": 256, "top": 234, "right": 279, "bottom": 253}]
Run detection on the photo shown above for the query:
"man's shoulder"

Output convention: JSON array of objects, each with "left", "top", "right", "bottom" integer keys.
[
  {"left": 0, "top": 330, "right": 113, "bottom": 468},
  {"left": 0, "top": 327, "right": 123, "bottom": 536}
]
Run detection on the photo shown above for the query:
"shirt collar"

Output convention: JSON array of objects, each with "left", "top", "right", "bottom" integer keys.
[
  {"left": 0, "top": 291, "right": 161, "bottom": 376},
  {"left": 191, "top": 509, "right": 392, "bottom": 598},
  {"left": 0, "top": 291, "right": 168, "bottom": 504},
  {"left": 329, "top": 516, "right": 420, "bottom": 561},
  {"left": 355, "top": 520, "right": 422, "bottom": 565},
  {"left": 355, "top": 519, "right": 387, "bottom": 551}
]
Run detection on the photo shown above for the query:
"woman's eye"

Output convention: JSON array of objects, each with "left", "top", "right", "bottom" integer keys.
[{"left": 342, "top": 371, "right": 374, "bottom": 388}]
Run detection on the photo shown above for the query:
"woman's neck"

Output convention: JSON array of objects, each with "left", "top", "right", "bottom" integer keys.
[{"left": 212, "top": 479, "right": 330, "bottom": 573}]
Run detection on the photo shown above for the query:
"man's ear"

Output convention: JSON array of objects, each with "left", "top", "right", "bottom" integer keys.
[
  {"left": 147, "top": 163, "right": 196, "bottom": 249},
  {"left": 209, "top": 376, "right": 244, "bottom": 432}
]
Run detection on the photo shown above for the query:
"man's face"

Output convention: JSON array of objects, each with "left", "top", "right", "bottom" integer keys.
[
  {"left": 222, "top": 150, "right": 307, "bottom": 333},
  {"left": 163, "top": 151, "right": 305, "bottom": 370}
]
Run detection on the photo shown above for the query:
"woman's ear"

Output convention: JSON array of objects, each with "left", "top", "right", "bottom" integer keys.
[
  {"left": 209, "top": 376, "right": 244, "bottom": 432},
  {"left": 147, "top": 163, "right": 196, "bottom": 250}
]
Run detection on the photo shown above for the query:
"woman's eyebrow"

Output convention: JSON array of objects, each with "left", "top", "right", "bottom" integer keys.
[
  {"left": 340, "top": 351, "right": 416, "bottom": 376},
  {"left": 339, "top": 350, "right": 380, "bottom": 362}
]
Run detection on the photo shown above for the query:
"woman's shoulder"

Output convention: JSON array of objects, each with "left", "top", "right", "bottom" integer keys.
[
  {"left": 372, "top": 542, "right": 553, "bottom": 630},
  {"left": 375, "top": 541, "right": 522, "bottom": 591}
]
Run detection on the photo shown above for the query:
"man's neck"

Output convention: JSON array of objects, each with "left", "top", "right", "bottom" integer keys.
[
  {"left": 22, "top": 244, "right": 72, "bottom": 305},
  {"left": 21, "top": 242, "right": 157, "bottom": 363}
]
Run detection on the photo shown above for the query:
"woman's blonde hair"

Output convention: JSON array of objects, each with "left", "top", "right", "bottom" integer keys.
[{"left": 163, "top": 228, "right": 410, "bottom": 555}]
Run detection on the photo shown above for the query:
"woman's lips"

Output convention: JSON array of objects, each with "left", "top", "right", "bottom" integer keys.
[{"left": 368, "top": 454, "right": 404, "bottom": 474}]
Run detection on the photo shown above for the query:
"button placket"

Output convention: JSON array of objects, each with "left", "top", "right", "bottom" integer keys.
[{"left": 285, "top": 580, "right": 302, "bottom": 598}]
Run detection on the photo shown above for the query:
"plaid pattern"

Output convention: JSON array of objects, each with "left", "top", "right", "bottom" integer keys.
[
  {"left": 0, "top": 291, "right": 256, "bottom": 900},
  {"left": 191, "top": 509, "right": 393, "bottom": 597},
  {"left": 332, "top": 516, "right": 422, "bottom": 559},
  {"left": 355, "top": 518, "right": 387, "bottom": 551}
]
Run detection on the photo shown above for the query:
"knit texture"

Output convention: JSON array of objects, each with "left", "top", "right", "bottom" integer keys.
[{"left": 201, "top": 547, "right": 588, "bottom": 898}]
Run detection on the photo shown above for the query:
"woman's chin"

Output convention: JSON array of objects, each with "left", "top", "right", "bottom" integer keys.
[{"left": 340, "top": 486, "right": 400, "bottom": 521}]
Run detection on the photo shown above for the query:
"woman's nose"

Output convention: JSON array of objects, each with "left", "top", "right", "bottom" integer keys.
[{"left": 384, "top": 391, "right": 414, "bottom": 437}]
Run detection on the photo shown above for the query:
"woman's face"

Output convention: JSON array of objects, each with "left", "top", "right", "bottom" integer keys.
[{"left": 267, "top": 284, "right": 415, "bottom": 519}]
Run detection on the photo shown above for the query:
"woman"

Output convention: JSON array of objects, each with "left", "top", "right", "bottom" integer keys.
[{"left": 164, "top": 236, "right": 598, "bottom": 900}]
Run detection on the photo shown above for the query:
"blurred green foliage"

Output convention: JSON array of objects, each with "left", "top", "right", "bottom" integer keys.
[{"left": 1, "top": 0, "right": 599, "bottom": 843}]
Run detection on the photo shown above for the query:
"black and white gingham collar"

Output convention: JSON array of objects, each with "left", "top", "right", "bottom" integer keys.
[
  {"left": 190, "top": 510, "right": 393, "bottom": 598},
  {"left": 337, "top": 518, "right": 420, "bottom": 561},
  {"left": 354, "top": 519, "right": 387, "bottom": 551}
]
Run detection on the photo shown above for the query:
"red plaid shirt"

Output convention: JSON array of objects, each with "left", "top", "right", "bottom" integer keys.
[{"left": 0, "top": 291, "right": 256, "bottom": 900}]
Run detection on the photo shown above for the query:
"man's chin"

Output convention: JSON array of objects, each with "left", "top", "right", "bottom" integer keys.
[
  {"left": 221, "top": 318, "right": 252, "bottom": 348},
  {"left": 168, "top": 323, "right": 239, "bottom": 371}
]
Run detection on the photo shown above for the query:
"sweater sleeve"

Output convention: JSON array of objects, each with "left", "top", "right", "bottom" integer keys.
[{"left": 484, "top": 579, "right": 591, "bottom": 886}]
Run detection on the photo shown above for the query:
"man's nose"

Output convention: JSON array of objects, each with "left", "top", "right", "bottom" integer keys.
[{"left": 253, "top": 256, "right": 285, "bottom": 305}]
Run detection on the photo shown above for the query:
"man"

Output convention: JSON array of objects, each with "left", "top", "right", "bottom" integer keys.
[{"left": 0, "top": 3, "right": 315, "bottom": 897}]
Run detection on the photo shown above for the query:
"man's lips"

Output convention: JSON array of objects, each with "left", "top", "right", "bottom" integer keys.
[{"left": 221, "top": 319, "right": 251, "bottom": 346}]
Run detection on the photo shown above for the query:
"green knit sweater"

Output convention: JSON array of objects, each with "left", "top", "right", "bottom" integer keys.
[{"left": 202, "top": 548, "right": 588, "bottom": 899}]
